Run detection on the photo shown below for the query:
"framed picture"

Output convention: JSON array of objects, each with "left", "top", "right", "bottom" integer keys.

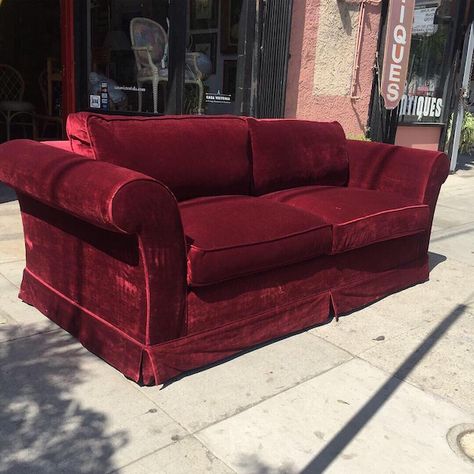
[
  {"left": 190, "top": 0, "right": 218, "bottom": 30},
  {"left": 223, "top": 60, "right": 237, "bottom": 98},
  {"left": 191, "top": 33, "right": 217, "bottom": 74},
  {"left": 220, "top": 0, "right": 243, "bottom": 54}
]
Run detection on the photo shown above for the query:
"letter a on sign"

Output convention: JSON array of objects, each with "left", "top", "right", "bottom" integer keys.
[{"left": 380, "top": 0, "right": 415, "bottom": 109}]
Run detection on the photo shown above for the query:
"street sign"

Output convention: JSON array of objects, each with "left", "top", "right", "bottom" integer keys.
[{"left": 380, "top": 0, "right": 416, "bottom": 110}]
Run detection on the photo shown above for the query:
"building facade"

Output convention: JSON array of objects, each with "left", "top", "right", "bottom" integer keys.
[{"left": 0, "top": 0, "right": 472, "bottom": 154}]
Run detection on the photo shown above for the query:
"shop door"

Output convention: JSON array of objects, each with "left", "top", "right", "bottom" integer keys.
[{"left": 0, "top": 0, "right": 63, "bottom": 141}]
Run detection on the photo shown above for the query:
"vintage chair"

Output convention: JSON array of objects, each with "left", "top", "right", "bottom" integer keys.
[
  {"left": 0, "top": 64, "right": 36, "bottom": 141},
  {"left": 129, "top": 17, "right": 205, "bottom": 114}
]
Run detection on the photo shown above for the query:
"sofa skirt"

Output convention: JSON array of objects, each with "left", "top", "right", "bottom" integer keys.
[{"left": 19, "top": 252, "right": 429, "bottom": 385}]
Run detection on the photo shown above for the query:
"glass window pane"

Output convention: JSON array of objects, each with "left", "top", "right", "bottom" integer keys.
[
  {"left": 186, "top": 0, "right": 244, "bottom": 115},
  {"left": 88, "top": 0, "right": 170, "bottom": 114},
  {"left": 399, "top": 0, "right": 455, "bottom": 124}
]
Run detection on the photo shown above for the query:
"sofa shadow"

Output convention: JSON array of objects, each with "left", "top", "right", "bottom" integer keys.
[
  {"left": 428, "top": 251, "right": 447, "bottom": 271},
  {"left": 0, "top": 183, "right": 17, "bottom": 204},
  {"left": 0, "top": 326, "right": 128, "bottom": 473},
  {"left": 158, "top": 315, "right": 334, "bottom": 389}
]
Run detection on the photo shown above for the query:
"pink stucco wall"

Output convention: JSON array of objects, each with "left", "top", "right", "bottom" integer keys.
[{"left": 285, "top": 0, "right": 382, "bottom": 136}]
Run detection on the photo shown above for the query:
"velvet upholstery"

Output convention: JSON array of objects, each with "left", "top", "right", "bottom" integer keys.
[
  {"left": 263, "top": 186, "right": 430, "bottom": 253},
  {"left": 346, "top": 139, "right": 449, "bottom": 254},
  {"left": 248, "top": 118, "right": 349, "bottom": 195},
  {"left": 0, "top": 140, "right": 187, "bottom": 345},
  {"left": 179, "top": 195, "right": 331, "bottom": 286},
  {"left": 0, "top": 118, "right": 449, "bottom": 386},
  {"left": 67, "top": 112, "right": 251, "bottom": 200}
]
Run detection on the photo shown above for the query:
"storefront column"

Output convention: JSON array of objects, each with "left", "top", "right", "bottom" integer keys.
[{"left": 61, "top": 0, "right": 76, "bottom": 118}]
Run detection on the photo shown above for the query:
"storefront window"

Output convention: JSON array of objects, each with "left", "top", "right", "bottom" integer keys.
[
  {"left": 88, "top": 0, "right": 169, "bottom": 114},
  {"left": 186, "top": 0, "right": 243, "bottom": 115},
  {"left": 398, "top": 0, "right": 455, "bottom": 124},
  {"left": 86, "top": 0, "right": 243, "bottom": 116}
]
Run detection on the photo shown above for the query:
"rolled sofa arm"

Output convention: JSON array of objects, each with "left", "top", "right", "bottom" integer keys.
[
  {"left": 0, "top": 139, "right": 187, "bottom": 345},
  {"left": 346, "top": 139, "right": 449, "bottom": 213},
  {"left": 0, "top": 139, "right": 178, "bottom": 233}
]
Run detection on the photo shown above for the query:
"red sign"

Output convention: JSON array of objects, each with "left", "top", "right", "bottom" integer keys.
[{"left": 380, "top": 0, "right": 415, "bottom": 109}]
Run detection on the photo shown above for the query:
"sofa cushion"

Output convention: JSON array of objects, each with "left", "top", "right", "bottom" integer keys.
[
  {"left": 179, "top": 195, "right": 332, "bottom": 286},
  {"left": 248, "top": 118, "right": 349, "bottom": 195},
  {"left": 263, "top": 186, "right": 430, "bottom": 254},
  {"left": 66, "top": 112, "right": 251, "bottom": 201}
]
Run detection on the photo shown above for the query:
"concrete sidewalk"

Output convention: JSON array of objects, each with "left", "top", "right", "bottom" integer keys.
[{"left": 1, "top": 155, "right": 473, "bottom": 473}]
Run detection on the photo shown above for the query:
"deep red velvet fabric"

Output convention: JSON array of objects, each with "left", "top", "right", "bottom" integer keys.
[
  {"left": 248, "top": 118, "right": 349, "bottom": 195},
  {"left": 346, "top": 139, "right": 449, "bottom": 254},
  {"left": 179, "top": 195, "right": 331, "bottom": 286},
  {"left": 0, "top": 140, "right": 187, "bottom": 345},
  {"left": 40, "top": 140, "right": 73, "bottom": 152},
  {"left": 0, "top": 122, "right": 450, "bottom": 386},
  {"left": 263, "top": 186, "right": 430, "bottom": 253},
  {"left": 186, "top": 233, "right": 426, "bottom": 334},
  {"left": 71, "top": 113, "right": 251, "bottom": 200}
]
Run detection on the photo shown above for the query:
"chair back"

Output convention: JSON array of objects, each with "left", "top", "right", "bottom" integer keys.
[
  {"left": 0, "top": 64, "right": 25, "bottom": 102},
  {"left": 129, "top": 18, "right": 167, "bottom": 68}
]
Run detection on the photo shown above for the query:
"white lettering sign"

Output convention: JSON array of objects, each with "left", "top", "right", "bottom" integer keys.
[{"left": 399, "top": 94, "right": 443, "bottom": 120}]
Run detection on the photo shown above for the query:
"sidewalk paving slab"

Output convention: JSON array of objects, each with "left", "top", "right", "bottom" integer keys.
[
  {"left": 197, "top": 358, "right": 473, "bottom": 474},
  {"left": 0, "top": 330, "right": 188, "bottom": 474},
  {"left": 115, "top": 437, "right": 235, "bottom": 474},
  {"left": 137, "top": 333, "right": 352, "bottom": 433}
]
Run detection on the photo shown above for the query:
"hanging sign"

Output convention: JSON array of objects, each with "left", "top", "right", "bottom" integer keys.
[
  {"left": 412, "top": 6, "right": 438, "bottom": 36},
  {"left": 380, "top": 0, "right": 416, "bottom": 109}
]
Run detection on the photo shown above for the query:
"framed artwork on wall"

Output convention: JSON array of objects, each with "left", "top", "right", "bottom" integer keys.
[
  {"left": 190, "top": 0, "right": 218, "bottom": 30},
  {"left": 220, "top": 0, "right": 243, "bottom": 53},
  {"left": 191, "top": 33, "right": 217, "bottom": 74}
]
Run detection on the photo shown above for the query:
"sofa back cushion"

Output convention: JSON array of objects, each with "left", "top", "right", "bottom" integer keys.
[
  {"left": 66, "top": 112, "right": 251, "bottom": 201},
  {"left": 248, "top": 118, "right": 349, "bottom": 195}
]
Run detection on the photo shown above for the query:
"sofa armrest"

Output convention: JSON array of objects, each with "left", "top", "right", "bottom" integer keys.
[
  {"left": 0, "top": 139, "right": 171, "bottom": 233},
  {"left": 0, "top": 139, "right": 187, "bottom": 344},
  {"left": 346, "top": 139, "right": 449, "bottom": 213}
]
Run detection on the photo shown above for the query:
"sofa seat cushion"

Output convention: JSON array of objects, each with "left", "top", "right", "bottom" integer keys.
[
  {"left": 179, "top": 195, "right": 332, "bottom": 286},
  {"left": 263, "top": 186, "right": 430, "bottom": 254}
]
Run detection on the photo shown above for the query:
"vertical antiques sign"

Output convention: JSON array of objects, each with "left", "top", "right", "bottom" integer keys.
[{"left": 380, "top": 0, "right": 415, "bottom": 109}]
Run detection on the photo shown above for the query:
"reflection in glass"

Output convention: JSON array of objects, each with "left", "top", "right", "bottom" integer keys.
[
  {"left": 399, "top": 0, "right": 454, "bottom": 124},
  {"left": 87, "top": 0, "right": 244, "bottom": 115}
]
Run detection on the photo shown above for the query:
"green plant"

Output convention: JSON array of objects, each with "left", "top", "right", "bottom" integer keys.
[
  {"left": 460, "top": 111, "right": 474, "bottom": 154},
  {"left": 446, "top": 111, "right": 474, "bottom": 154}
]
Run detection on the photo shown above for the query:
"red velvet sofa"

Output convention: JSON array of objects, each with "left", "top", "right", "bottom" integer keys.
[{"left": 0, "top": 113, "right": 449, "bottom": 385}]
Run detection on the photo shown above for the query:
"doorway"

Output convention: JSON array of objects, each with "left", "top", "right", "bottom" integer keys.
[{"left": 0, "top": 0, "right": 63, "bottom": 142}]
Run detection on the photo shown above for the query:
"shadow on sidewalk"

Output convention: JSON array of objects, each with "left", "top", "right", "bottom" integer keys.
[
  {"left": 300, "top": 298, "right": 470, "bottom": 473},
  {"left": 428, "top": 251, "right": 447, "bottom": 271},
  {"left": 0, "top": 183, "right": 17, "bottom": 204},
  {"left": 0, "top": 326, "right": 128, "bottom": 473},
  {"left": 456, "top": 153, "right": 474, "bottom": 172}
]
